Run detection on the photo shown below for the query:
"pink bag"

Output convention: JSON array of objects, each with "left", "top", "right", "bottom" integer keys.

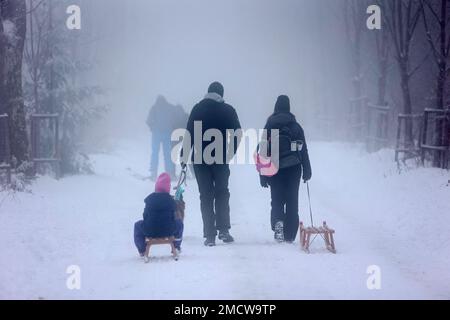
[{"left": 254, "top": 152, "right": 278, "bottom": 177}]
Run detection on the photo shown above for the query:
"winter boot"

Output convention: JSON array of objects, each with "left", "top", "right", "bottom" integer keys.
[
  {"left": 274, "top": 221, "right": 284, "bottom": 242},
  {"left": 204, "top": 237, "right": 216, "bottom": 247},
  {"left": 218, "top": 231, "right": 235, "bottom": 243}
]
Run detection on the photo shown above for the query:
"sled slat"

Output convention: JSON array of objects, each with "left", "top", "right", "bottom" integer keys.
[{"left": 145, "top": 237, "right": 174, "bottom": 245}]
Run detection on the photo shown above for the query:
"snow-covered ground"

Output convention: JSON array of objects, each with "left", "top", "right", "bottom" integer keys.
[{"left": 1, "top": 140, "right": 449, "bottom": 300}]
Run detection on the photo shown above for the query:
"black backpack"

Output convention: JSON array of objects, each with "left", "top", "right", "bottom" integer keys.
[{"left": 271, "top": 124, "right": 304, "bottom": 169}]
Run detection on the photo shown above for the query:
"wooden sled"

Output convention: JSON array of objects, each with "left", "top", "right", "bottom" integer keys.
[
  {"left": 299, "top": 221, "right": 336, "bottom": 254},
  {"left": 144, "top": 237, "right": 179, "bottom": 263}
]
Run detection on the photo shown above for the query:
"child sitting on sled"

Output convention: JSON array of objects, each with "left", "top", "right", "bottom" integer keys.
[{"left": 133, "top": 173, "right": 184, "bottom": 256}]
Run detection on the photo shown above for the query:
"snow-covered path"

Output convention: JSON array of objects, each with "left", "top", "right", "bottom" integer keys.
[{"left": 1, "top": 140, "right": 449, "bottom": 299}]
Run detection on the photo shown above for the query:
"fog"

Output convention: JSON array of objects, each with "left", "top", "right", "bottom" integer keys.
[
  {"left": 3, "top": 0, "right": 449, "bottom": 300},
  {"left": 80, "top": 0, "right": 350, "bottom": 142}
]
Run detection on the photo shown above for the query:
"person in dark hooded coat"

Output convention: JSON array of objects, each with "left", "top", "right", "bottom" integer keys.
[{"left": 259, "top": 95, "right": 312, "bottom": 243}]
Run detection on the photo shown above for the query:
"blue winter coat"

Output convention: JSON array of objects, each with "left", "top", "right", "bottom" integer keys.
[{"left": 142, "top": 192, "right": 177, "bottom": 238}]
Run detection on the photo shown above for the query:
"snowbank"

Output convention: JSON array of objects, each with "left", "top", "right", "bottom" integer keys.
[{"left": 0, "top": 140, "right": 449, "bottom": 299}]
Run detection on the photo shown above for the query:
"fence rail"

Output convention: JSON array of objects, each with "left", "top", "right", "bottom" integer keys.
[
  {"left": 366, "top": 103, "right": 390, "bottom": 152},
  {"left": 395, "top": 113, "right": 423, "bottom": 163},
  {"left": 348, "top": 96, "right": 368, "bottom": 141},
  {"left": 420, "top": 109, "right": 450, "bottom": 169},
  {"left": 31, "top": 114, "right": 61, "bottom": 178}
]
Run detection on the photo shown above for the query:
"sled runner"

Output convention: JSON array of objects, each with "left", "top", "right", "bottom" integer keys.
[
  {"left": 143, "top": 168, "right": 187, "bottom": 263},
  {"left": 144, "top": 237, "right": 179, "bottom": 263},
  {"left": 300, "top": 183, "right": 337, "bottom": 254}
]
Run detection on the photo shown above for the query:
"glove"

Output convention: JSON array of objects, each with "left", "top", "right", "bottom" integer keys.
[
  {"left": 181, "top": 162, "right": 187, "bottom": 170},
  {"left": 303, "top": 175, "right": 311, "bottom": 183},
  {"left": 260, "top": 176, "right": 269, "bottom": 188}
]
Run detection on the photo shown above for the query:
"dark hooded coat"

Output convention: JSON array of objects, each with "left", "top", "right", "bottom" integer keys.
[{"left": 263, "top": 96, "right": 312, "bottom": 181}]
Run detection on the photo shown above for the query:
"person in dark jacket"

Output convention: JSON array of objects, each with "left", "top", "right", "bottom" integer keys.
[
  {"left": 259, "top": 95, "right": 312, "bottom": 243},
  {"left": 181, "top": 82, "right": 242, "bottom": 247},
  {"left": 133, "top": 173, "right": 184, "bottom": 255},
  {"left": 147, "top": 96, "right": 188, "bottom": 180}
]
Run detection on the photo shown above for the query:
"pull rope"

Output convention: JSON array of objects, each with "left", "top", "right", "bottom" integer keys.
[
  {"left": 305, "top": 182, "right": 326, "bottom": 244},
  {"left": 174, "top": 167, "right": 187, "bottom": 200},
  {"left": 306, "top": 182, "right": 314, "bottom": 227},
  {"left": 176, "top": 167, "right": 187, "bottom": 189}
]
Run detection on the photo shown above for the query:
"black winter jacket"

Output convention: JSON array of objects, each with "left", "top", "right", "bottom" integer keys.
[
  {"left": 184, "top": 94, "right": 241, "bottom": 165},
  {"left": 264, "top": 112, "right": 312, "bottom": 181},
  {"left": 142, "top": 192, "right": 177, "bottom": 238}
]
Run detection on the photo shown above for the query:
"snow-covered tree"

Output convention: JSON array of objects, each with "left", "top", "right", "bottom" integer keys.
[{"left": 23, "top": 0, "right": 107, "bottom": 174}]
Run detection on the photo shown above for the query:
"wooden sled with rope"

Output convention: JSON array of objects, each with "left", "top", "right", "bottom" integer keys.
[
  {"left": 299, "top": 182, "right": 337, "bottom": 254},
  {"left": 144, "top": 168, "right": 187, "bottom": 263}
]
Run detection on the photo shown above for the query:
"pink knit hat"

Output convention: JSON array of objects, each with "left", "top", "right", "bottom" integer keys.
[{"left": 155, "top": 173, "right": 171, "bottom": 193}]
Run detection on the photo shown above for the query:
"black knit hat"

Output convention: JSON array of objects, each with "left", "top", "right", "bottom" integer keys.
[
  {"left": 208, "top": 82, "right": 224, "bottom": 97},
  {"left": 274, "top": 95, "right": 290, "bottom": 113}
]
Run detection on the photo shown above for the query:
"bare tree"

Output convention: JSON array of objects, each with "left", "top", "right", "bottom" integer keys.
[
  {"left": 419, "top": 0, "right": 450, "bottom": 167},
  {"left": 343, "top": 0, "right": 369, "bottom": 140},
  {"left": 374, "top": 0, "right": 392, "bottom": 107},
  {"left": 421, "top": 0, "right": 450, "bottom": 110},
  {"left": 447, "top": 55, "right": 450, "bottom": 106},
  {"left": 0, "top": 0, "right": 29, "bottom": 164},
  {"left": 364, "top": 1, "right": 392, "bottom": 152},
  {"left": 344, "top": 0, "right": 368, "bottom": 99},
  {"left": 383, "top": 0, "right": 424, "bottom": 144},
  {"left": 0, "top": 11, "right": 5, "bottom": 115},
  {"left": 24, "top": 0, "right": 48, "bottom": 113}
]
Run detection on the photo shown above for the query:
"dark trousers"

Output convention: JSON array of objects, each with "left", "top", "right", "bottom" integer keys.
[
  {"left": 173, "top": 219, "right": 184, "bottom": 250},
  {"left": 193, "top": 164, "right": 231, "bottom": 238},
  {"left": 269, "top": 165, "right": 302, "bottom": 241}
]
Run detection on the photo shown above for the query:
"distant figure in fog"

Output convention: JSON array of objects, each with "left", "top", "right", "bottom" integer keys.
[
  {"left": 258, "top": 95, "right": 312, "bottom": 243},
  {"left": 146, "top": 96, "right": 188, "bottom": 180}
]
